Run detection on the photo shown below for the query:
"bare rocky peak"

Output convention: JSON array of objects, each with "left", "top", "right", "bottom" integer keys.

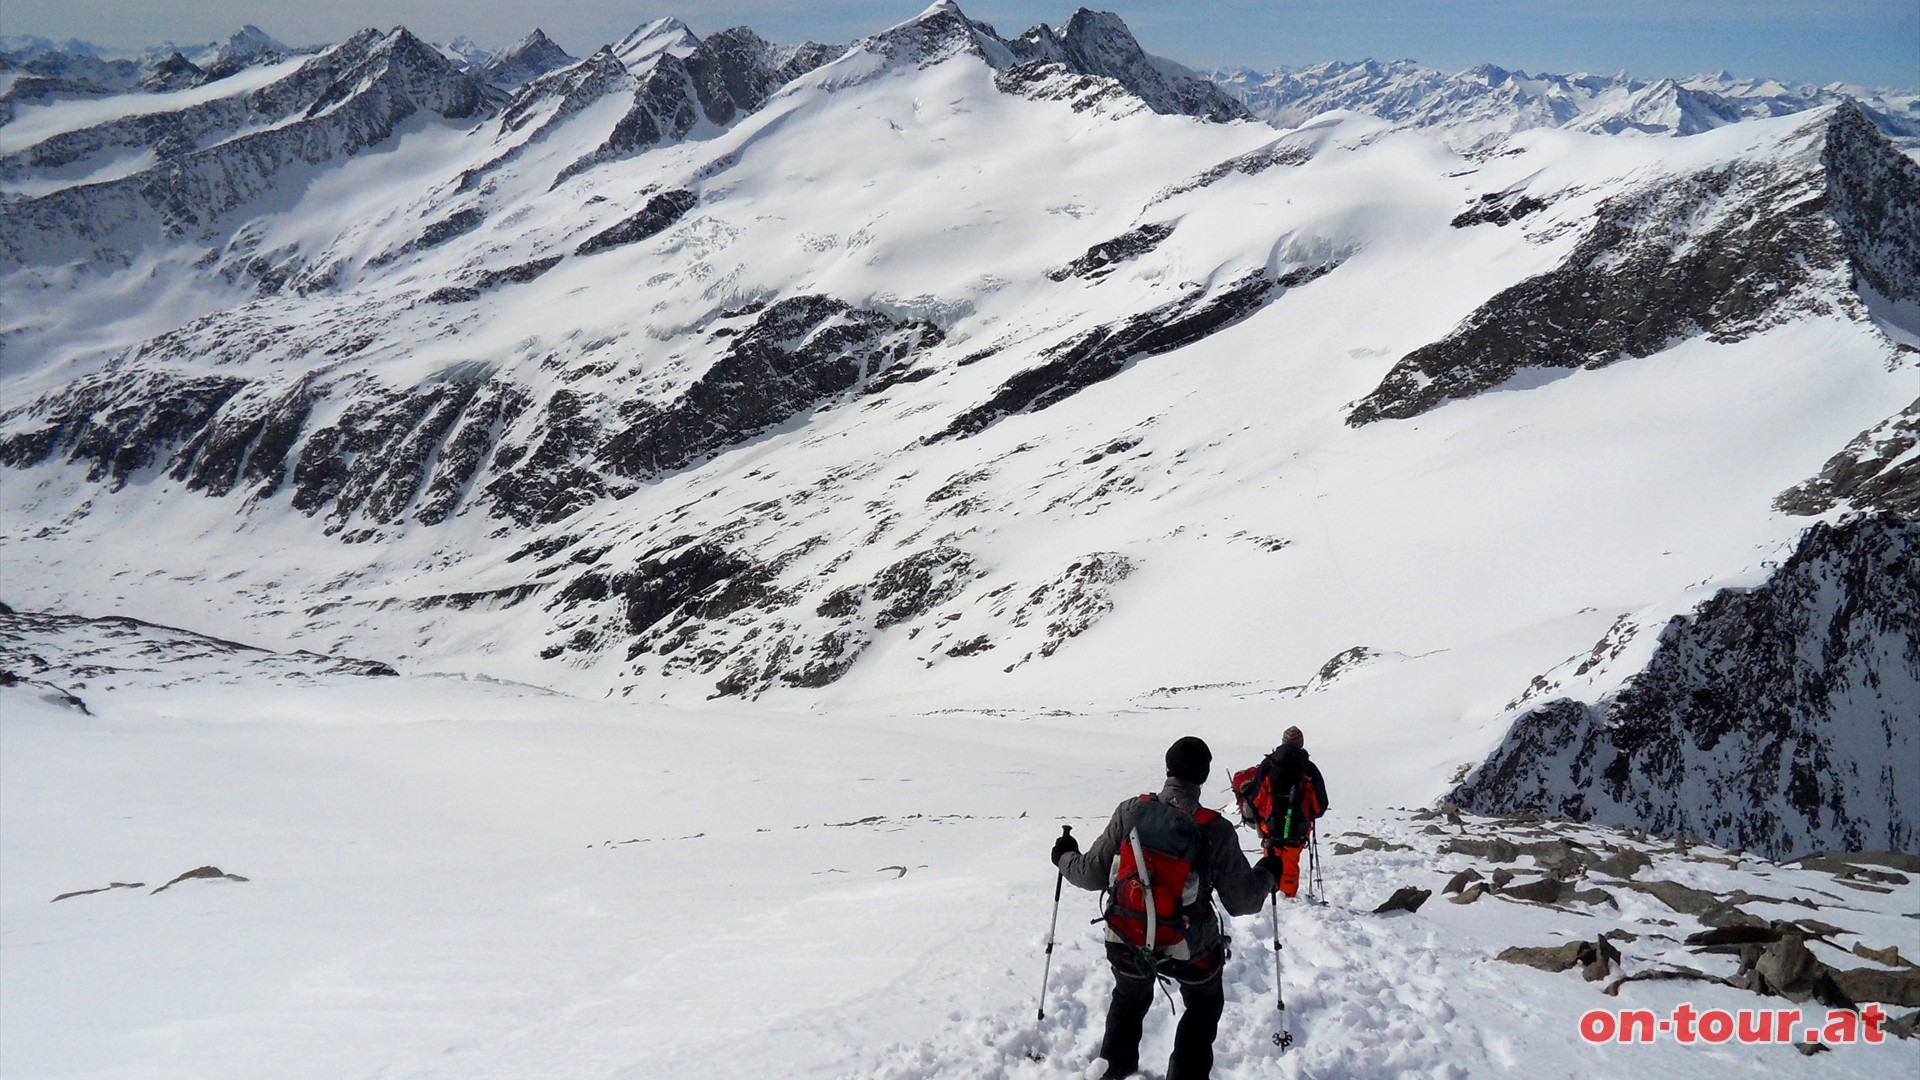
[{"left": 477, "top": 29, "right": 575, "bottom": 90}]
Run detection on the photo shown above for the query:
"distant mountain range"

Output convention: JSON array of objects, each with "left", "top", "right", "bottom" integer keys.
[{"left": 1211, "top": 59, "right": 1920, "bottom": 151}]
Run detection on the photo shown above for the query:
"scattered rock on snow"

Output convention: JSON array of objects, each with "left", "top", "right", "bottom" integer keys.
[
  {"left": 1853, "top": 942, "right": 1909, "bottom": 966},
  {"left": 1497, "top": 936, "right": 1619, "bottom": 981},
  {"left": 152, "top": 866, "right": 249, "bottom": 894},
  {"left": 1372, "top": 886, "right": 1431, "bottom": 914},
  {"left": 50, "top": 882, "right": 145, "bottom": 903}
]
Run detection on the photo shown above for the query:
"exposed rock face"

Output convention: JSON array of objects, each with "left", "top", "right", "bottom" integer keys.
[
  {"left": 1776, "top": 398, "right": 1920, "bottom": 516},
  {"left": 1822, "top": 100, "right": 1920, "bottom": 303},
  {"left": 574, "top": 189, "right": 698, "bottom": 255},
  {"left": 597, "top": 294, "right": 944, "bottom": 481},
  {"left": 936, "top": 271, "right": 1285, "bottom": 440},
  {"left": 1009, "top": 9, "right": 1250, "bottom": 123},
  {"left": 1048, "top": 222, "right": 1174, "bottom": 282},
  {"left": 992, "top": 60, "right": 1143, "bottom": 118},
  {"left": 139, "top": 52, "right": 206, "bottom": 93},
  {"left": 1453, "top": 513, "right": 1919, "bottom": 859},
  {"left": 554, "top": 26, "right": 843, "bottom": 183},
  {"left": 476, "top": 30, "right": 575, "bottom": 90},
  {"left": 1349, "top": 104, "right": 1919, "bottom": 426}
]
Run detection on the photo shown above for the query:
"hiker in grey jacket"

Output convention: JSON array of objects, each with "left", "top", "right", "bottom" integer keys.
[{"left": 1050, "top": 736, "right": 1284, "bottom": 1080}]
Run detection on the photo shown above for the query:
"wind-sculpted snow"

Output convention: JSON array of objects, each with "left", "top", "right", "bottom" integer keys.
[
  {"left": 1453, "top": 513, "right": 1920, "bottom": 859},
  {"left": 1348, "top": 106, "right": 1917, "bottom": 426}
]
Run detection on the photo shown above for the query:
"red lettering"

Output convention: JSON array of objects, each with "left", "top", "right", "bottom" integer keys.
[
  {"left": 1672, "top": 1002, "right": 1698, "bottom": 1044},
  {"left": 1863, "top": 1003, "right": 1887, "bottom": 1044},
  {"left": 1579, "top": 1009, "right": 1615, "bottom": 1044},
  {"left": 1736, "top": 1009, "right": 1771, "bottom": 1043},
  {"left": 1773, "top": 1009, "right": 1799, "bottom": 1044},
  {"left": 1698, "top": 1009, "right": 1734, "bottom": 1044},
  {"left": 1823, "top": 1011, "right": 1858, "bottom": 1044},
  {"left": 1619, "top": 1009, "right": 1656, "bottom": 1044}
]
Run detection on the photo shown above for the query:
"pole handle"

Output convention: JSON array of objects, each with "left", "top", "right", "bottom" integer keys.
[{"left": 1059, "top": 826, "right": 1075, "bottom": 895}]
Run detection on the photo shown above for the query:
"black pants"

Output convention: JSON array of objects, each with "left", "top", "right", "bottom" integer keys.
[{"left": 1099, "top": 942, "right": 1226, "bottom": 1080}]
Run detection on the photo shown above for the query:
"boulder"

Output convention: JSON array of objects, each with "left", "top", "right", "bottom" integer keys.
[{"left": 1373, "top": 886, "right": 1432, "bottom": 914}]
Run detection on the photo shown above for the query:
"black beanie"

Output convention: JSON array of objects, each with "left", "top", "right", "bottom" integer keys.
[{"left": 1165, "top": 736, "right": 1211, "bottom": 784}]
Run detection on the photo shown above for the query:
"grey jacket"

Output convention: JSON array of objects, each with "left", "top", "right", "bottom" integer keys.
[{"left": 1058, "top": 777, "right": 1275, "bottom": 951}]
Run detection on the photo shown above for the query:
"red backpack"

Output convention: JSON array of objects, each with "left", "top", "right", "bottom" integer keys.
[
  {"left": 1104, "top": 795, "right": 1219, "bottom": 961},
  {"left": 1231, "top": 762, "right": 1274, "bottom": 832},
  {"left": 1234, "top": 748, "right": 1323, "bottom": 847}
]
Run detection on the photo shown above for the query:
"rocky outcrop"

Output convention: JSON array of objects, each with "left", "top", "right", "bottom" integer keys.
[
  {"left": 574, "top": 189, "right": 698, "bottom": 255},
  {"left": 139, "top": 52, "right": 206, "bottom": 93},
  {"left": 1453, "top": 513, "right": 1919, "bottom": 859},
  {"left": 0, "top": 282, "right": 941, "bottom": 536},
  {"left": 1776, "top": 398, "right": 1920, "bottom": 516},
  {"left": 936, "top": 271, "right": 1284, "bottom": 440},
  {"left": 597, "top": 295, "right": 944, "bottom": 481},
  {"left": 554, "top": 27, "right": 842, "bottom": 185},
  {"left": 1008, "top": 9, "right": 1249, "bottom": 123},
  {"left": 476, "top": 30, "right": 574, "bottom": 90},
  {"left": 1047, "top": 222, "right": 1174, "bottom": 281},
  {"left": 1349, "top": 105, "right": 1919, "bottom": 426}
]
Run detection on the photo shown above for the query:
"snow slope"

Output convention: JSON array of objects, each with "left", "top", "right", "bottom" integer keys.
[{"left": 3, "top": 623, "right": 1914, "bottom": 1078}]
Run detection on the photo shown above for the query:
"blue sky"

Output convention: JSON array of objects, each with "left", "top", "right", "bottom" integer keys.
[{"left": 4, "top": 1, "right": 1915, "bottom": 88}]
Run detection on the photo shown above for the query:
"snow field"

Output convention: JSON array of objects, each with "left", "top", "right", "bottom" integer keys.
[{"left": 4, "top": 670, "right": 1910, "bottom": 1078}]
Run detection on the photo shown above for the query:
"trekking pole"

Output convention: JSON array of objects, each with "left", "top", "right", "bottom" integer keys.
[
  {"left": 1270, "top": 893, "right": 1292, "bottom": 1050},
  {"left": 1036, "top": 825, "right": 1073, "bottom": 1022},
  {"left": 1309, "top": 829, "right": 1325, "bottom": 902}
]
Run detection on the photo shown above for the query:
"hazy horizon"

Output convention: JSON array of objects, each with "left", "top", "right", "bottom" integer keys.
[{"left": 1, "top": 1, "right": 1915, "bottom": 90}]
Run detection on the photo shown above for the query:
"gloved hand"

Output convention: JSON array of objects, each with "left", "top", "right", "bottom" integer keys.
[
  {"left": 1256, "top": 853, "right": 1287, "bottom": 890},
  {"left": 1051, "top": 831, "right": 1079, "bottom": 867}
]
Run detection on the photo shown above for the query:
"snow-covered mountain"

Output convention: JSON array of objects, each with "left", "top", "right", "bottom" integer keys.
[
  {"left": 2, "top": 4, "right": 1916, "bottom": 1074},
  {"left": 0, "top": 26, "right": 296, "bottom": 119},
  {"left": 0, "top": 1, "right": 1914, "bottom": 861},
  {"left": 474, "top": 30, "right": 574, "bottom": 91},
  {"left": 1213, "top": 59, "right": 1920, "bottom": 151}
]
